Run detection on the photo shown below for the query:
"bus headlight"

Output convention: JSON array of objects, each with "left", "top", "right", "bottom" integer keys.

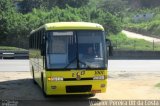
[
  {"left": 48, "top": 77, "right": 63, "bottom": 81},
  {"left": 93, "top": 76, "right": 105, "bottom": 80}
]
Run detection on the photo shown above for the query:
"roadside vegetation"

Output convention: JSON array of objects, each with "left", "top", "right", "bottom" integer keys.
[
  {"left": 0, "top": 46, "right": 27, "bottom": 51},
  {"left": 155, "top": 83, "right": 160, "bottom": 89},
  {"left": 0, "top": 0, "right": 122, "bottom": 49},
  {"left": 0, "top": 0, "right": 160, "bottom": 51},
  {"left": 109, "top": 33, "right": 160, "bottom": 51},
  {"left": 123, "top": 8, "right": 160, "bottom": 38}
]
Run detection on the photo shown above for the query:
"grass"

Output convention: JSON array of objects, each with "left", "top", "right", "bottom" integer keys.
[
  {"left": 108, "top": 33, "right": 160, "bottom": 51},
  {"left": 155, "top": 83, "right": 160, "bottom": 88},
  {"left": 0, "top": 46, "right": 27, "bottom": 51}
]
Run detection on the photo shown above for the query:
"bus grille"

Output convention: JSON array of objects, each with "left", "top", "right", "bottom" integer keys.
[{"left": 66, "top": 85, "right": 92, "bottom": 93}]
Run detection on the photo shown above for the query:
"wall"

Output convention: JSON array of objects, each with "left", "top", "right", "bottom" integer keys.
[{"left": 109, "top": 50, "right": 160, "bottom": 59}]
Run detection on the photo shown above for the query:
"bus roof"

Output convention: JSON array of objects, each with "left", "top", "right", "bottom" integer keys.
[{"left": 30, "top": 22, "right": 104, "bottom": 34}]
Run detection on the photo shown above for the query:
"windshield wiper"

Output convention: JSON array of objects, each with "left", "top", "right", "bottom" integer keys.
[
  {"left": 79, "top": 60, "right": 92, "bottom": 68},
  {"left": 64, "top": 57, "right": 92, "bottom": 68},
  {"left": 64, "top": 57, "right": 77, "bottom": 68}
]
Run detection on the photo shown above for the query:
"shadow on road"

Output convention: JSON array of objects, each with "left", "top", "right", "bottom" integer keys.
[{"left": 0, "top": 79, "right": 100, "bottom": 106}]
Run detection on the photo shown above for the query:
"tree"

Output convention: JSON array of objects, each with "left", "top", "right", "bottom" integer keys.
[
  {"left": 19, "top": 0, "right": 45, "bottom": 13},
  {"left": 0, "top": 0, "right": 29, "bottom": 48},
  {"left": 56, "top": 0, "right": 89, "bottom": 8},
  {"left": 99, "top": 0, "right": 128, "bottom": 22},
  {"left": 90, "top": 8, "right": 122, "bottom": 34},
  {"left": 19, "top": 0, "right": 89, "bottom": 13},
  {"left": 128, "top": 0, "right": 160, "bottom": 9},
  {"left": 0, "top": 0, "right": 122, "bottom": 48},
  {"left": 0, "top": 0, "right": 14, "bottom": 12},
  {"left": 0, "top": 0, "right": 15, "bottom": 44},
  {"left": 100, "top": 0, "right": 128, "bottom": 14}
]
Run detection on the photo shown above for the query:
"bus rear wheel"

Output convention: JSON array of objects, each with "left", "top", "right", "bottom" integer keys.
[
  {"left": 41, "top": 72, "right": 48, "bottom": 97},
  {"left": 32, "top": 67, "right": 36, "bottom": 84}
]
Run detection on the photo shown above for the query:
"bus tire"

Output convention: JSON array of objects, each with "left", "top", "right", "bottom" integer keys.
[
  {"left": 41, "top": 72, "right": 48, "bottom": 97},
  {"left": 89, "top": 94, "right": 95, "bottom": 97},
  {"left": 32, "top": 67, "right": 36, "bottom": 84},
  {"left": 83, "top": 94, "right": 95, "bottom": 98}
]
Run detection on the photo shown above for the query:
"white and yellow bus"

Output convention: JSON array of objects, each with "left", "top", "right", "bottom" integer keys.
[{"left": 29, "top": 22, "right": 111, "bottom": 96}]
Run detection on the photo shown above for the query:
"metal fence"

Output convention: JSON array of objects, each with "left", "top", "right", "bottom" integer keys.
[{"left": 111, "top": 40, "right": 160, "bottom": 51}]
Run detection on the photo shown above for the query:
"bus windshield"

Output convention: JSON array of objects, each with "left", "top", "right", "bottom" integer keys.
[{"left": 47, "top": 30, "right": 106, "bottom": 69}]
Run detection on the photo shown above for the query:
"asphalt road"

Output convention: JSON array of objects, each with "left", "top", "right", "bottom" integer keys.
[
  {"left": 0, "top": 59, "right": 160, "bottom": 72},
  {"left": 0, "top": 60, "right": 30, "bottom": 72},
  {"left": 108, "top": 59, "right": 160, "bottom": 72}
]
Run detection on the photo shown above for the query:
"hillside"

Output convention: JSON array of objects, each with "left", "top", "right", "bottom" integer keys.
[
  {"left": 123, "top": 8, "right": 160, "bottom": 38},
  {"left": 1, "top": 0, "right": 160, "bottom": 50}
]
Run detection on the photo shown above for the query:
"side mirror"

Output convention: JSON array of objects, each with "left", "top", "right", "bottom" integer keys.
[{"left": 105, "top": 39, "right": 113, "bottom": 56}]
